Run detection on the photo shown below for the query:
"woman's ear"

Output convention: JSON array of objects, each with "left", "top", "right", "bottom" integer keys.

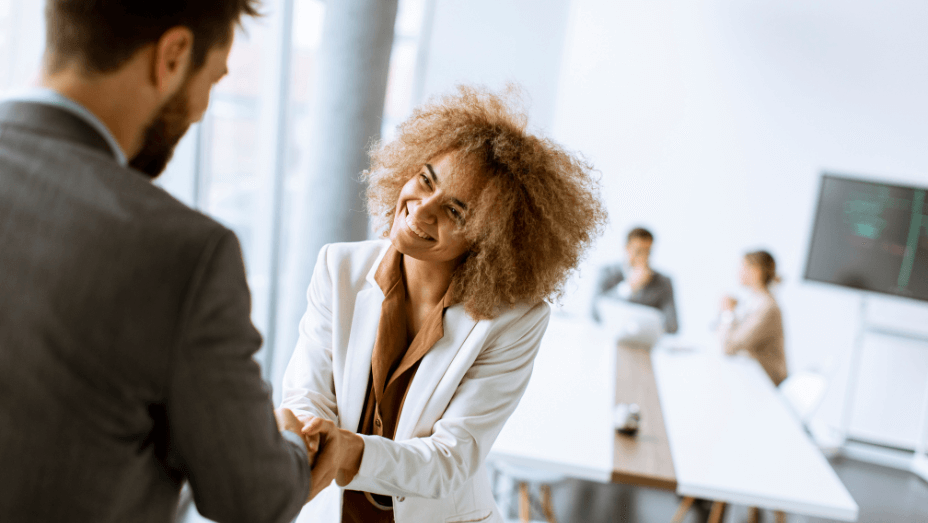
[{"left": 150, "top": 26, "right": 193, "bottom": 96}]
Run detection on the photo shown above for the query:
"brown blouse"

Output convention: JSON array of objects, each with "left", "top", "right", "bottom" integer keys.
[{"left": 342, "top": 247, "right": 454, "bottom": 523}]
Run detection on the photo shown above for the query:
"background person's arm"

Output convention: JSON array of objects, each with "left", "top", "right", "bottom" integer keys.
[
  {"left": 660, "top": 278, "right": 679, "bottom": 334},
  {"left": 167, "top": 229, "right": 310, "bottom": 523},
  {"left": 719, "top": 302, "right": 777, "bottom": 358},
  {"left": 592, "top": 264, "right": 625, "bottom": 321}
]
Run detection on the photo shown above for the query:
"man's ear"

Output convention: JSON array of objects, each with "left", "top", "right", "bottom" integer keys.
[{"left": 151, "top": 27, "right": 193, "bottom": 95}]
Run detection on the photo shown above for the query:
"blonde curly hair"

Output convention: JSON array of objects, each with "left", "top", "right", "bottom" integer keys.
[{"left": 365, "top": 85, "right": 607, "bottom": 320}]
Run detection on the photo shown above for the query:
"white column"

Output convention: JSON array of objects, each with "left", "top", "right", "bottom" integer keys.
[{"left": 270, "top": 0, "right": 399, "bottom": 395}]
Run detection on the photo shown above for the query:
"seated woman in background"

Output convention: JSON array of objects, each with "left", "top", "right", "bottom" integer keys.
[
  {"left": 718, "top": 250, "right": 788, "bottom": 386},
  {"left": 279, "top": 86, "right": 607, "bottom": 523}
]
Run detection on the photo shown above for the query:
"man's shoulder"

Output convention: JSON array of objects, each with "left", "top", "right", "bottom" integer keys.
[
  {"left": 650, "top": 269, "right": 674, "bottom": 287},
  {"left": 2, "top": 128, "right": 231, "bottom": 264},
  {"left": 598, "top": 261, "right": 626, "bottom": 280}
]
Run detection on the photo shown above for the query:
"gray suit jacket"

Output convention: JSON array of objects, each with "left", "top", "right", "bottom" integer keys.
[
  {"left": 0, "top": 102, "right": 310, "bottom": 523},
  {"left": 593, "top": 263, "right": 679, "bottom": 334}
]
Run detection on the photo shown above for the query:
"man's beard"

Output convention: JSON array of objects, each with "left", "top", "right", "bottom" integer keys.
[{"left": 129, "top": 81, "right": 194, "bottom": 179}]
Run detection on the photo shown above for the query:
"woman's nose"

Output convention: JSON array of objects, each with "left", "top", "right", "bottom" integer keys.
[{"left": 413, "top": 195, "right": 440, "bottom": 223}]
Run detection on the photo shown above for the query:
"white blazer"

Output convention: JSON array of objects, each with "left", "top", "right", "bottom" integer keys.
[{"left": 281, "top": 240, "right": 550, "bottom": 523}]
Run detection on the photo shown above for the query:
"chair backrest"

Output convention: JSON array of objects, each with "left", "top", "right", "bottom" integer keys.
[{"left": 778, "top": 370, "right": 828, "bottom": 424}]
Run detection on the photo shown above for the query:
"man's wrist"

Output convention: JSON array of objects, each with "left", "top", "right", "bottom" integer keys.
[{"left": 281, "top": 429, "right": 307, "bottom": 451}]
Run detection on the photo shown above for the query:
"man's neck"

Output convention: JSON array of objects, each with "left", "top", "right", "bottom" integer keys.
[{"left": 40, "top": 69, "right": 156, "bottom": 161}]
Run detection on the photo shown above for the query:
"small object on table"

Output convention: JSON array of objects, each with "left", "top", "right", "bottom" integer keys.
[{"left": 614, "top": 402, "right": 641, "bottom": 435}]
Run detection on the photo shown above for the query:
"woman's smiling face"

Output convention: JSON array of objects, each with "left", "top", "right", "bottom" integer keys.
[{"left": 389, "top": 153, "right": 480, "bottom": 265}]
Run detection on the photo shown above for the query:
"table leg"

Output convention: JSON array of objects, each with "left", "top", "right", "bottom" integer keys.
[
  {"left": 775, "top": 510, "right": 787, "bottom": 523},
  {"left": 748, "top": 506, "right": 760, "bottom": 523},
  {"left": 708, "top": 501, "right": 727, "bottom": 523},
  {"left": 670, "top": 496, "right": 695, "bottom": 523},
  {"left": 519, "top": 482, "right": 530, "bottom": 523},
  {"left": 540, "top": 485, "right": 558, "bottom": 523}
]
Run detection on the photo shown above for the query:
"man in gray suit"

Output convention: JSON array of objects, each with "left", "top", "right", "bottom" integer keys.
[
  {"left": 0, "top": 1, "right": 314, "bottom": 522},
  {"left": 593, "top": 227, "right": 679, "bottom": 333}
]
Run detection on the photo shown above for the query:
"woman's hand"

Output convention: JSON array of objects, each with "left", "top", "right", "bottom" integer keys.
[
  {"left": 301, "top": 417, "right": 365, "bottom": 501},
  {"left": 721, "top": 295, "right": 738, "bottom": 312}
]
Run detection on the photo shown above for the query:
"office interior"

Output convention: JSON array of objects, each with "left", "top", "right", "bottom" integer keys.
[{"left": 2, "top": 0, "right": 927, "bottom": 521}]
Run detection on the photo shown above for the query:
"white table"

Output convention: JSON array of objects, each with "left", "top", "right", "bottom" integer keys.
[
  {"left": 652, "top": 349, "right": 859, "bottom": 521},
  {"left": 490, "top": 316, "right": 616, "bottom": 483}
]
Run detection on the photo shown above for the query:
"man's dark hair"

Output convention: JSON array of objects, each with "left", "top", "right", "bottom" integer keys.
[
  {"left": 45, "top": 0, "right": 262, "bottom": 74},
  {"left": 627, "top": 227, "right": 654, "bottom": 244}
]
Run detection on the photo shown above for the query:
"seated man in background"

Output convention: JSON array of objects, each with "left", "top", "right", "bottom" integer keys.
[{"left": 593, "top": 227, "right": 679, "bottom": 334}]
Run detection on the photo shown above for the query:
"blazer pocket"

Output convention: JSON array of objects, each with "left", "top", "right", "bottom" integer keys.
[{"left": 445, "top": 509, "right": 493, "bottom": 523}]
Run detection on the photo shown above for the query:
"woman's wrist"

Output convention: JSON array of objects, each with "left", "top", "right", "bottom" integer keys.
[{"left": 335, "top": 431, "right": 365, "bottom": 486}]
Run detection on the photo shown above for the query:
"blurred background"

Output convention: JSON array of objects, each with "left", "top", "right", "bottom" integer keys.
[{"left": 3, "top": 0, "right": 927, "bottom": 521}]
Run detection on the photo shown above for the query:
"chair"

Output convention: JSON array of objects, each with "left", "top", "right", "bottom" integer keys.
[
  {"left": 778, "top": 370, "right": 828, "bottom": 423},
  {"left": 490, "top": 460, "right": 564, "bottom": 523},
  {"left": 777, "top": 370, "right": 843, "bottom": 454}
]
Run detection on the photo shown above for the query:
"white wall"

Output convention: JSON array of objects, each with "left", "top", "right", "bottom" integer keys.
[
  {"left": 552, "top": 0, "right": 928, "bottom": 448},
  {"left": 416, "top": 0, "right": 573, "bottom": 132}
]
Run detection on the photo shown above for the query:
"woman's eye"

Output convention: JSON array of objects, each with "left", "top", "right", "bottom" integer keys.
[
  {"left": 419, "top": 173, "right": 431, "bottom": 188},
  {"left": 448, "top": 207, "right": 464, "bottom": 223}
]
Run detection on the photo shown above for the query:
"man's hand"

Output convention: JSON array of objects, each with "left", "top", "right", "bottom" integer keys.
[
  {"left": 626, "top": 264, "right": 654, "bottom": 293},
  {"left": 300, "top": 417, "right": 365, "bottom": 502},
  {"left": 275, "top": 408, "right": 320, "bottom": 469}
]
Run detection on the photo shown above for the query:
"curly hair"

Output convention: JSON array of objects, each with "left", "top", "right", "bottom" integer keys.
[{"left": 365, "top": 85, "right": 607, "bottom": 320}]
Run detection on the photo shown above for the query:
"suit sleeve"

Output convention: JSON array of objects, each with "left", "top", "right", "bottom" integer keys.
[
  {"left": 592, "top": 264, "right": 624, "bottom": 321},
  {"left": 280, "top": 244, "right": 339, "bottom": 422},
  {"left": 343, "top": 302, "right": 550, "bottom": 499},
  {"left": 660, "top": 278, "right": 679, "bottom": 334},
  {"left": 166, "top": 229, "right": 310, "bottom": 523}
]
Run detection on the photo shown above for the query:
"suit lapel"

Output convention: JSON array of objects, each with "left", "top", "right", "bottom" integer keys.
[
  {"left": 394, "top": 305, "right": 479, "bottom": 440},
  {"left": 339, "top": 262, "right": 385, "bottom": 433}
]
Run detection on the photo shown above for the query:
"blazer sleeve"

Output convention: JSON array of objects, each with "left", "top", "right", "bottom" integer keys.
[
  {"left": 280, "top": 244, "right": 339, "bottom": 422},
  {"left": 343, "top": 302, "right": 551, "bottom": 500},
  {"left": 166, "top": 229, "right": 310, "bottom": 523}
]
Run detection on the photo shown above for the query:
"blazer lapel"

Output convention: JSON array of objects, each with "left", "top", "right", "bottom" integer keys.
[
  {"left": 338, "top": 264, "right": 384, "bottom": 433},
  {"left": 394, "top": 304, "right": 480, "bottom": 440}
]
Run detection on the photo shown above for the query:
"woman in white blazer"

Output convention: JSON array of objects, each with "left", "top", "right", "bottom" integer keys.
[{"left": 279, "top": 86, "right": 606, "bottom": 523}]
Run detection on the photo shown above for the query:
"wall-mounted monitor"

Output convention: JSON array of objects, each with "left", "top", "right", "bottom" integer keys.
[{"left": 804, "top": 173, "right": 928, "bottom": 302}]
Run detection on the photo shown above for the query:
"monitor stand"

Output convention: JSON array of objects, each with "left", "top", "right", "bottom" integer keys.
[{"left": 829, "top": 295, "right": 928, "bottom": 484}]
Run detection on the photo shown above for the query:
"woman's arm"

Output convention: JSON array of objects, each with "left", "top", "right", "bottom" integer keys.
[
  {"left": 280, "top": 244, "right": 339, "bottom": 422},
  {"left": 334, "top": 302, "right": 550, "bottom": 500},
  {"left": 720, "top": 301, "right": 777, "bottom": 358}
]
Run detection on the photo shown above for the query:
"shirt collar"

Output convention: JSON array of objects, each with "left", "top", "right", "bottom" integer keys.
[{"left": 1, "top": 87, "right": 128, "bottom": 167}]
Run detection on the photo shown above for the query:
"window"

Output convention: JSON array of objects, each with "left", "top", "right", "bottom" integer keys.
[{"left": 0, "top": 0, "right": 433, "bottom": 379}]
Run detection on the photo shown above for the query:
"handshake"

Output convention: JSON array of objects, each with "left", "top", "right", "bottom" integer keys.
[{"left": 274, "top": 408, "right": 365, "bottom": 502}]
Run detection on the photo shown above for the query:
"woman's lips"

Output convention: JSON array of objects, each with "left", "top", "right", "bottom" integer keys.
[{"left": 405, "top": 212, "right": 434, "bottom": 241}]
